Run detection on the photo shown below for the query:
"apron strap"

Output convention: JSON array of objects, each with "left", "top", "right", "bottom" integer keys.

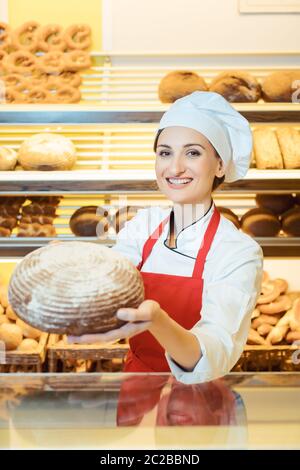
[
  {"left": 137, "top": 215, "right": 170, "bottom": 271},
  {"left": 192, "top": 207, "right": 220, "bottom": 278}
]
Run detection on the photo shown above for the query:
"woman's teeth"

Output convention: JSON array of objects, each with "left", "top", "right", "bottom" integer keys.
[{"left": 167, "top": 178, "right": 193, "bottom": 185}]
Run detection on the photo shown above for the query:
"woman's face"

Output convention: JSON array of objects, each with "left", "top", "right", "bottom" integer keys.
[{"left": 155, "top": 126, "right": 224, "bottom": 204}]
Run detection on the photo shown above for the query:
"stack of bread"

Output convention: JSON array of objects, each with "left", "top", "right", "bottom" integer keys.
[
  {"left": 0, "top": 280, "right": 43, "bottom": 352},
  {"left": 0, "top": 197, "right": 25, "bottom": 237},
  {"left": 0, "top": 21, "right": 92, "bottom": 103},
  {"left": 248, "top": 271, "right": 300, "bottom": 346},
  {"left": 158, "top": 69, "right": 300, "bottom": 103},
  {"left": 17, "top": 196, "right": 61, "bottom": 237},
  {"left": 253, "top": 127, "right": 300, "bottom": 170}
]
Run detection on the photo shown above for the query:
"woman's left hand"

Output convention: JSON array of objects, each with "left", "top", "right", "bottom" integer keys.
[{"left": 67, "top": 300, "right": 162, "bottom": 344}]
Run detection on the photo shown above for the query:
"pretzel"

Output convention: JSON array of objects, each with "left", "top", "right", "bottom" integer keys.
[
  {"left": 2, "top": 73, "right": 25, "bottom": 88},
  {"left": 28, "top": 196, "right": 61, "bottom": 205},
  {"left": 29, "top": 68, "right": 49, "bottom": 87},
  {"left": 2, "top": 87, "right": 23, "bottom": 103},
  {"left": 17, "top": 222, "right": 56, "bottom": 237},
  {"left": 256, "top": 281, "right": 281, "bottom": 305},
  {"left": 21, "top": 215, "right": 55, "bottom": 225},
  {"left": 38, "top": 51, "right": 65, "bottom": 74},
  {"left": 59, "top": 71, "right": 81, "bottom": 88},
  {"left": 12, "top": 21, "right": 40, "bottom": 53},
  {"left": 27, "top": 87, "right": 52, "bottom": 103},
  {"left": 64, "top": 24, "right": 91, "bottom": 50},
  {"left": 54, "top": 85, "right": 81, "bottom": 103},
  {"left": 38, "top": 24, "right": 66, "bottom": 52},
  {"left": 4, "top": 50, "right": 36, "bottom": 74},
  {"left": 0, "top": 215, "right": 18, "bottom": 229},
  {"left": 0, "top": 226, "right": 11, "bottom": 237},
  {"left": 274, "top": 278, "right": 288, "bottom": 295},
  {"left": 22, "top": 202, "right": 57, "bottom": 217},
  {"left": 0, "top": 22, "right": 11, "bottom": 51},
  {"left": 64, "top": 50, "right": 91, "bottom": 71}
]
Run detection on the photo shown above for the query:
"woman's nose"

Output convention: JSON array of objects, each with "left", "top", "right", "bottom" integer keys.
[{"left": 168, "top": 154, "right": 186, "bottom": 175}]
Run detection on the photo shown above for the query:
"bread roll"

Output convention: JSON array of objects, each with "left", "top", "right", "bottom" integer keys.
[
  {"left": 159, "top": 71, "right": 207, "bottom": 103},
  {"left": 255, "top": 194, "right": 295, "bottom": 215},
  {"left": 209, "top": 71, "right": 261, "bottom": 102},
  {"left": 8, "top": 242, "right": 144, "bottom": 335},
  {"left": 0, "top": 146, "right": 17, "bottom": 170},
  {"left": 115, "top": 206, "right": 139, "bottom": 232},
  {"left": 281, "top": 207, "right": 300, "bottom": 236},
  {"left": 18, "top": 133, "right": 77, "bottom": 171},
  {"left": 262, "top": 71, "right": 300, "bottom": 102},
  {"left": 217, "top": 207, "right": 240, "bottom": 229},
  {"left": 241, "top": 208, "right": 281, "bottom": 237},
  {"left": 276, "top": 127, "right": 300, "bottom": 169},
  {"left": 253, "top": 129, "right": 283, "bottom": 169},
  {"left": 0, "top": 323, "right": 23, "bottom": 350},
  {"left": 69, "top": 206, "right": 109, "bottom": 237}
]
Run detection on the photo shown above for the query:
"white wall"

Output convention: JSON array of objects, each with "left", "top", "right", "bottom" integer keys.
[{"left": 103, "top": 0, "right": 300, "bottom": 52}]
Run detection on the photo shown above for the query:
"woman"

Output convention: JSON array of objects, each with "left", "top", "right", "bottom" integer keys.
[{"left": 69, "top": 91, "right": 263, "bottom": 384}]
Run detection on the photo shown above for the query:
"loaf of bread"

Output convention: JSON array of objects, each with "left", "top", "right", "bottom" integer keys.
[
  {"left": 255, "top": 194, "right": 295, "bottom": 215},
  {"left": 253, "top": 129, "right": 284, "bottom": 169},
  {"left": 69, "top": 206, "right": 109, "bottom": 237},
  {"left": 8, "top": 242, "right": 145, "bottom": 335},
  {"left": 18, "top": 133, "right": 77, "bottom": 171},
  {"left": 158, "top": 71, "right": 208, "bottom": 103},
  {"left": 262, "top": 71, "right": 300, "bottom": 102},
  {"left": 241, "top": 208, "right": 281, "bottom": 237},
  {"left": 276, "top": 127, "right": 300, "bottom": 169},
  {"left": 209, "top": 71, "right": 261, "bottom": 102},
  {"left": 0, "top": 146, "right": 17, "bottom": 170},
  {"left": 281, "top": 207, "right": 300, "bottom": 236}
]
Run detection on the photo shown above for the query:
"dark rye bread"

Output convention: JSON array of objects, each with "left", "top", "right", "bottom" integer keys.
[
  {"left": 8, "top": 242, "right": 144, "bottom": 335},
  {"left": 241, "top": 207, "right": 281, "bottom": 237}
]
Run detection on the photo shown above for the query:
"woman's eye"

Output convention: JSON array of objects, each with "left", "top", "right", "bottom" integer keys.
[
  {"left": 158, "top": 151, "right": 171, "bottom": 157},
  {"left": 187, "top": 150, "right": 201, "bottom": 157}
]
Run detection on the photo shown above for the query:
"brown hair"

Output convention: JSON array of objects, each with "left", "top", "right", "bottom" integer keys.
[{"left": 153, "top": 129, "right": 225, "bottom": 192}]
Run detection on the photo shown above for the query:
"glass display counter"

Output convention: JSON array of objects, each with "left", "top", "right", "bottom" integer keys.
[{"left": 0, "top": 373, "right": 299, "bottom": 449}]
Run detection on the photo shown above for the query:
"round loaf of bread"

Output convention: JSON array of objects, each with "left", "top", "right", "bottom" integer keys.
[
  {"left": 209, "top": 71, "right": 261, "bottom": 102},
  {"left": 262, "top": 71, "right": 300, "bottom": 102},
  {"left": 241, "top": 208, "right": 281, "bottom": 237},
  {"left": 159, "top": 70, "right": 208, "bottom": 103},
  {"left": 69, "top": 206, "right": 109, "bottom": 237},
  {"left": 8, "top": 242, "right": 144, "bottom": 335},
  {"left": 255, "top": 194, "right": 295, "bottom": 215},
  {"left": 281, "top": 207, "right": 300, "bottom": 236},
  {"left": 18, "top": 133, "right": 77, "bottom": 171},
  {"left": 0, "top": 146, "right": 18, "bottom": 170}
]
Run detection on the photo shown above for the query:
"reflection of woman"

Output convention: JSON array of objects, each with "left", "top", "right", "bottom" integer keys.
[
  {"left": 117, "top": 374, "right": 241, "bottom": 427},
  {"left": 70, "top": 92, "right": 263, "bottom": 384}
]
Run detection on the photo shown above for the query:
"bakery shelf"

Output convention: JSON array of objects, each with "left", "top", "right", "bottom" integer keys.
[
  {"left": 0, "top": 103, "right": 300, "bottom": 124},
  {"left": 0, "top": 236, "right": 299, "bottom": 257},
  {"left": 0, "top": 169, "right": 299, "bottom": 194}
]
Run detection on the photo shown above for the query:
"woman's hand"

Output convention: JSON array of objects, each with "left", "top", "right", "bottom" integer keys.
[{"left": 67, "top": 300, "right": 163, "bottom": 344}]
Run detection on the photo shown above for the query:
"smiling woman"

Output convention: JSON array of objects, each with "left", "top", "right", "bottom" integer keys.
[{"left": 69, "top": 91, "right": 263, "bottom": 385}]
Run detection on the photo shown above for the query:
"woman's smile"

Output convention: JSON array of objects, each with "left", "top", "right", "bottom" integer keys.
[{"left": 166, "top": 177, "right": 194, "bottom": 189}]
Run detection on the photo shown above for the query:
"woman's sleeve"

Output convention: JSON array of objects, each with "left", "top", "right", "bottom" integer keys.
[{"left": 165, "top": 240, "right": 264, "bottom": 384}]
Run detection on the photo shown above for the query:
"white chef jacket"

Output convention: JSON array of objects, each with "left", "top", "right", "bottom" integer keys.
[{"left": 112, "top": 203, "right": 264, "bottom": 384}]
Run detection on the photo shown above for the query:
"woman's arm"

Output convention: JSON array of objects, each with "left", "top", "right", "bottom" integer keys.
[{"left": 68, "top": 299, "right": 202, "bottom": 371}]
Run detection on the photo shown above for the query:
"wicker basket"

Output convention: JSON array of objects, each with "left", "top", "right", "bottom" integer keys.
[
  {"left": 0, "top": 333, "right": 49, "bottom": 372},
  {"left": 232, "top": 344, "right": 300, "bottom": 372},
  {"left": 47, "top": 334, "right": 129, "bottom": 372}
]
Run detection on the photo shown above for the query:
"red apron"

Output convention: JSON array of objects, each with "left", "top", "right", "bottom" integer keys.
[{"left": 124, "top": 205, "right": 221, "bottom": 373}]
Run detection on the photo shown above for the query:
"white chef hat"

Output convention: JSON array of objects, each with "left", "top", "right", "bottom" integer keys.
[{"left": 157, "top": 91, "right": 252, "bottom": 182}]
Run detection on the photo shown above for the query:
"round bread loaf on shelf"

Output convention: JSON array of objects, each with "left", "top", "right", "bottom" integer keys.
[
  {"left": 241, "top": 207, "right": 281, "bottom": 237},
  {"left": 281, "top": 207, "right": 300, "bottom": 236},
  {"left": 255, "top": 193, "right": 295, "bottom": 215},
  {"left": 0, "top": 146, "right": 18, "bottom": 171},
  {"left": 17, "top": 133, "right": 77, "bottom": 171},
  {"left": 158, "top": 70, "right": 208, "bottom": 103},
  {"left": 217, "top": 206, "right": 240, "bottom": 229},
  {"left": 209, "top": 70, "right": 261, "bottom": 102},
  {"left": 8, "top": 242, "right": 145, "bottom": 335},
  {"left": 262, "top": 71, "right": 300, "bottom": 102},
  {"left": 69, "top": 206, "right": 109, "bottom": 237}
]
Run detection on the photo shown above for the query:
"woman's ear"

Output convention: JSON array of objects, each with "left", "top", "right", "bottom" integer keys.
[{"left": 215, "top": 157, "right": 225, "bottom": 178}]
